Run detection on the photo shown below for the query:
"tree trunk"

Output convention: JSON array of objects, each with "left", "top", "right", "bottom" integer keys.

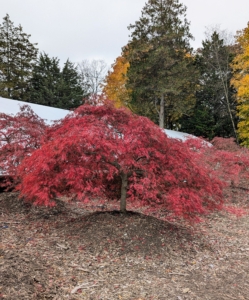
[
  {"left": 159, "top": 94, "right": 165, "bottom": 128},
  {"left": 120, "top": 172, "right": 128, "bottom": 213},
  {"left": 214, "top": 45, "right": 239, "bottom": 143},
  {"left": 218, "top": 71, "right": 238, "bottom": 143}
]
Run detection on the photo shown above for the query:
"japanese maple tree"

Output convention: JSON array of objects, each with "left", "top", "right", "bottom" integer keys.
[
  {"left": 16, "top": 102, "right": 226, "bottom": 221},
  {"left": 0, "top": 105, "right": 47, "bottom": 189}
]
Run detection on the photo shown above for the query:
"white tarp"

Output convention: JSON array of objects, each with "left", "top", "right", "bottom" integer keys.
[
  {"left": 0, "top": 97, "right": 69, "bottom": 123},
  {"left": 163, "top": 129, "right": 195, "bottom": 141},
  {"left": 0, "top": 96, "right": 196, "bottom": 141}
]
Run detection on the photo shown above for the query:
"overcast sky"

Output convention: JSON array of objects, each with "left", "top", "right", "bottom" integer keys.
[{"left": 1, "top": 0, "right": 248, "bottom": 68}]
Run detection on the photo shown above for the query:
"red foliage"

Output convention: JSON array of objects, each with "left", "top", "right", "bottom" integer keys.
[
  {"left": 224, "top": 206, "right": 247, "bottom": 217},
  {"left": 211, "top": 137, "right": 240, "bottom": 152},
  {"left": 16, "top": 103, "right": 226, "bottom": 221},
  {"left": 2, "top": 103, "right": 249, "bottom": 223},
  {"left": 0, "top": 105, "right": 47, "bottom": 189},
  {"left": 185, "top": 137, "right": 249, "bottom": 188}
]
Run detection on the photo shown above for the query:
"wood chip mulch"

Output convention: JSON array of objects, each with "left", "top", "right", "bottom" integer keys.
[{"left": 0, "top": 189, "right": 249, "bottom": 300}]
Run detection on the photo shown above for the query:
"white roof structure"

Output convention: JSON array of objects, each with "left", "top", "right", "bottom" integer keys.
[
  {"left": 0, "top": 97, "right": 69, "bottom": 123},
  {"left": 0, "top": 96, "right": 196, "bottom": 141},
  {"left": 163, "top": 129, "right": 196, "bottom": 142}
]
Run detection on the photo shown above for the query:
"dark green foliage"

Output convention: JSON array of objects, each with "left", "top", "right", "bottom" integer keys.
[
  {"left": 124, "top": 0, "right": 198, "bottom": 128},
  {"left": 27, "top": 53, "right": 87, "bottom": 109},
  {"left": 180, "top": 31, "right": 238, "bottom": 139},
  {"left": 26, "top": 53, "right": 61, "bottom": 107},
  {"left": 58, "top": 60, "right": 88, "bottom": 109},
  {"left": 180, "top": 99, "right": 216, "bottom": 139},
  {"left": 0, "top": 14, "right": 38, "bottom": 100},
  {"left": 127, "top": 91, "right": 159, "bottom": 124}
]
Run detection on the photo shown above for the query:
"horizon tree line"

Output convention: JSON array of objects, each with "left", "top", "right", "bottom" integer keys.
[{"left": 1, "top": 2, "right": 249, "bottom": 145}]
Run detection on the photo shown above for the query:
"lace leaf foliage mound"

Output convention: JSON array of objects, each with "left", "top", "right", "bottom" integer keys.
[{"left": 16, "top": 104, "right": 226, "bottom": 222}]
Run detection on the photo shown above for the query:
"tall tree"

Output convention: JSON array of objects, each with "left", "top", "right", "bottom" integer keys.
[
  {"left": 0, "top": 14, "right": 38, "bottom": 100},
  {"left": 181, "top": 30, "right": 238, "bottom": 140},
  {"left": 102, "top": 55, "right": 131, "bottom": 108},
  {"left": 231, "top": 23, "right": 249, "bottom": 146},
  {"left": 27, "top": 54, "right": 86, "bottom": 109},
  {"left": 124, "top": 0, "right": 197, "bottom": 128}
]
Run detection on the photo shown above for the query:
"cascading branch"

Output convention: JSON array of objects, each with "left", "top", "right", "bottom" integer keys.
[
  {"left": 2, "top": 101, "right": 249, "bottom": 222},
  {"left": 16, "top": 102, "right": 226, "bottom": 222}
]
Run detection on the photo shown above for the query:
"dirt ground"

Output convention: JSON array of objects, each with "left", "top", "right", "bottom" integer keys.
[{"left": 1, "top": 189, "right": 249, "bottom": 300}]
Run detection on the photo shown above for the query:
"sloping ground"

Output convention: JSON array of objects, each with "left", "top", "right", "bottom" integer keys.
[{"left": 0, "top": 191, "right": 249, "bottom": 300}]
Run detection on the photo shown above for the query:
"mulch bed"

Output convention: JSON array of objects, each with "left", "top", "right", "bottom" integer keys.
[{"left": 0, "top": 189, "right": 249, "bottom": 299}]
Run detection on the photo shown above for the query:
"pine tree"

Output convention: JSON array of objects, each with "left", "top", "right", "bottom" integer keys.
[
  {"left": 0, "top": 14, "right": 38, "bottom": 100},
  {"left": 124, "top": 0, "right": 198, "bottom": 128}
]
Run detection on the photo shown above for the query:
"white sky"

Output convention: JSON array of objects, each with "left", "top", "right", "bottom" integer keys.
[{"left": 1, "top": 0, "right": 248, "bottom": 68}]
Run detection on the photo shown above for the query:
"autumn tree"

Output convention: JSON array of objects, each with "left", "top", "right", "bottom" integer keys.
[
  {"left": 102, "top": 55, "right": 131, "bottom": 108},
  {"left": 231, "top": 22, "right": 249, "bottom": 146},
  {"left": 16, "top": 102, "right": 228, "bottom": 222},
  {"left": 0, "top": 105, "right": 47, "bottom": 189},
  {"left": 181, "top": 30, "right": 238, "bottom": 140},
  {"left": 0, "top": 14, "right": 38, "bottom": 100},
  {"left": 124, "top": 0, "right": 198, "bottom": 128}
]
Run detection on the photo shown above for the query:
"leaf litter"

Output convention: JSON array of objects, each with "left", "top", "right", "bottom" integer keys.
[{"left": 0, "top": 190, "right": 249, "bottom": 299}]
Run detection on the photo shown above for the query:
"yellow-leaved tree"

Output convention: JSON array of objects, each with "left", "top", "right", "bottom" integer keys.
[
  {"left": 231, "top": 22, "right": 249, "bottom": 146},
  {"left": 102, "top": 55, "right": 131, "bottom": 108}
]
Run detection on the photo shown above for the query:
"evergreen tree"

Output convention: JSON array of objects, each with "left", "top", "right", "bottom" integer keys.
[
  {"left": 27, "top": 54, "right": 86, "bottom": 109},
  {"left": 26, "top": 53, "right": 61, "bottom": 107},
  {"left": 181, "top": 31, "right": 238, "bottom": 140},
  {"left": 0, "top": 14, "right": 38, "bottom": 100},
  {"left": 57, "top": 59, "right": 86, "bottom": 109},
  {"left": 124, "top": 0, "right": 198, "bottom": 128}
]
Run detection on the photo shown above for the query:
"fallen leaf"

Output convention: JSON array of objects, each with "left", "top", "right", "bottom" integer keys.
[{"left": 182, "top": 288, "right": 190, "bottom": 293}]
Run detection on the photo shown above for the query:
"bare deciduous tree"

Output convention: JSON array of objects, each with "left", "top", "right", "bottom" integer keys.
[
  {"left": 77, "top": 59, "right": 109, "bottom": 96},
  {"left": 204, "top": 26, "right": 238, "bottom": 142}
]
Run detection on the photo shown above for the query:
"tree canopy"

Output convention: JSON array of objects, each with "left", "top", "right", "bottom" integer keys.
[
  {"left": 77, "top": 59, "right": 108, "bottom": 97},
  {"left": 124, "top": 0, "right": 198, "bottom": 128},
  {"left": 181, "top": 30, "right": 238, "bottom": 140},
  {"left": 1, "top": 101, "right": 249, "bottom": 222},
  {"left": 231, "top": 22, "right": 249, "bottom": 146},
  {"left": 0, "top": 14, "right": 38, "bottom": 100},
  {"left": 0, "top": 105, "right": 46, "bottom": 189},
  {"left": 102, "top": 55, "right": 130, "bottom": 108},
  {"left": 15, "top": 102, "right": 227, "bottom": 222},
  {"left": 26, "top": 53, "right": 87, "bottom": 109}
]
